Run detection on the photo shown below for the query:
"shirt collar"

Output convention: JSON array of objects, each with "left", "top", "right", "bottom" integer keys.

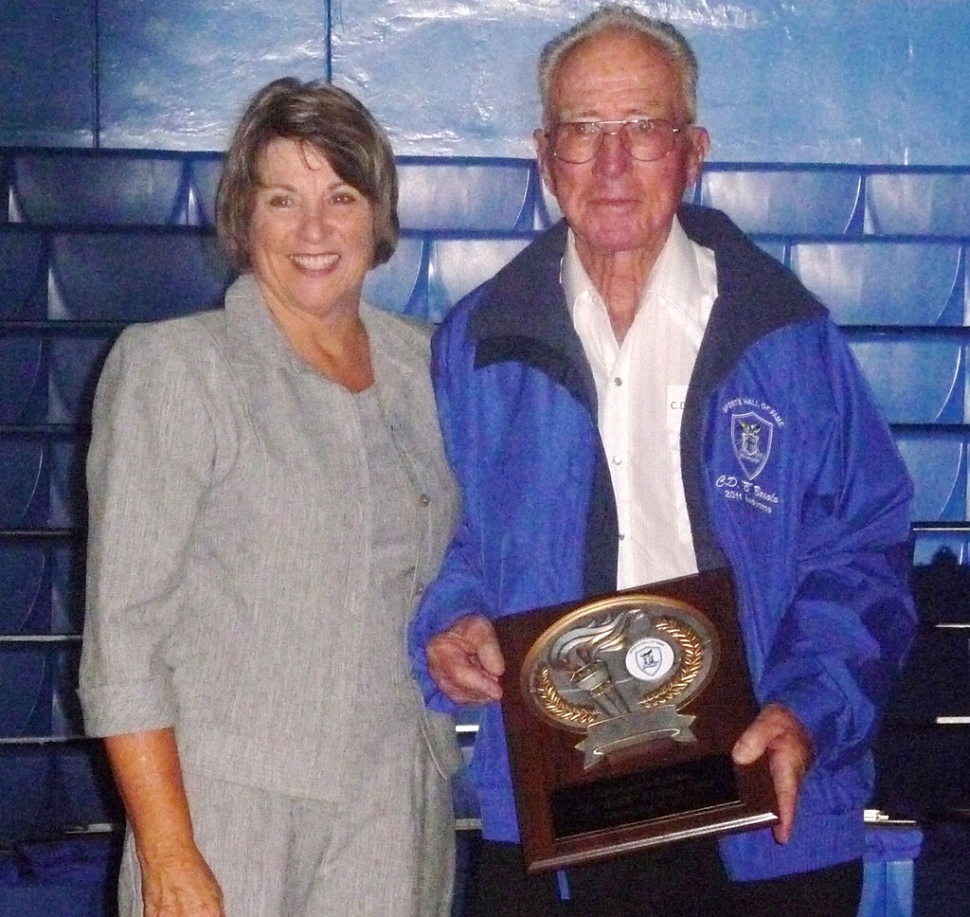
[{"left": 562, "top": 215, "right": 716, "bottom": 342}]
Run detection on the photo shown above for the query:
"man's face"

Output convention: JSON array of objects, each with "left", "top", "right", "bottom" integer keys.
[{"left": 535, "top": 29, "right": 709, "bottom": 268}]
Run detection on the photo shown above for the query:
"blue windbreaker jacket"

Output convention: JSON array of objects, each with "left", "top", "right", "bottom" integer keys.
[{"left": 409, "top": 205, "right": 916, "bottom": 881}]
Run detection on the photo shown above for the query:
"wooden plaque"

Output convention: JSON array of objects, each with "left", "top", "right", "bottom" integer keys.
[{"left": 493, "top": 567, "right": 777, "bottom": 874}]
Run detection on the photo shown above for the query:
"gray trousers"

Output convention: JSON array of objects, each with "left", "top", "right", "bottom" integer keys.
[{"left": 118, "top": 751, "right": 455, "bottom": 917}]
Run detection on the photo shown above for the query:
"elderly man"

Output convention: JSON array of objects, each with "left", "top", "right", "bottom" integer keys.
[{"left": 409, "top": 5, "right": 915, "bottom": 916}]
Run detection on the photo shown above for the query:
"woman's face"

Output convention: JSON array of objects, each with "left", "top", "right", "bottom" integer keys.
[{"left": 248, "top": 137, "right": 376, "bottom": 325}]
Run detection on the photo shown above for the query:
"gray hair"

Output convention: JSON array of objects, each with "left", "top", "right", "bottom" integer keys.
[{"left": 537, "top": 4, "right": 699, "bottom": 127}]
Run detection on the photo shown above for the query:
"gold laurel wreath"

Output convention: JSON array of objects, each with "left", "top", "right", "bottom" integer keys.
[
  {"left": 638, "top": 617, "right": 704, "bottom": 709},
  {"left": 533, "top": 663, "right": 600, "bottom": 729},
  {"left": 530, "top": 615, "right": 705, "bottom": 729}
]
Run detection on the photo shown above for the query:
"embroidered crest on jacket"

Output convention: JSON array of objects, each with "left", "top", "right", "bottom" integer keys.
[{"left": 731, "top": 411, "right": 773, "bottom": 480}]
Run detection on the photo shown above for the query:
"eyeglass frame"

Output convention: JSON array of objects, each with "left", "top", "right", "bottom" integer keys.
[{"left": 544, "top": 117, "right": 690, "bottom": 165}]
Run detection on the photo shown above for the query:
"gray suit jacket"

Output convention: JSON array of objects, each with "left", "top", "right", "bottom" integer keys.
[{"left": 80, "top": 274, "right": 461, "bottom": 799}]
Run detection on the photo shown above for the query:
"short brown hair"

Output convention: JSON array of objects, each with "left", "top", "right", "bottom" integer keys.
[{"left": 216, "top": 78, "right": 399, "bottom": 271}]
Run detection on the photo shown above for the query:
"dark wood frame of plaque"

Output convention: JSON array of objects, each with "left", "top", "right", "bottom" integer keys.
[{"left": 493, "top": 567, "right": 778, "bottom": 874}]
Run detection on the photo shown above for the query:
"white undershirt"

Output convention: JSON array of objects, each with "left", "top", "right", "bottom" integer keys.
[{"left": 565, "top": 216, "right": 718, "bottom": 590}]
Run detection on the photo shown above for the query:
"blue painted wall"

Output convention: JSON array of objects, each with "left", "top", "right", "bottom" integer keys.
[{"left": 1, "top": 1, "right": 968, "bottom": 162}]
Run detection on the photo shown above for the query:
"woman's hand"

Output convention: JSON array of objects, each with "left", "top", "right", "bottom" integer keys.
[
  {"left": 139, "top": 843, "right": 224, "bottom": 917},
  {"left": 103, "top": 728, "right": 225, "bottom": 916}
]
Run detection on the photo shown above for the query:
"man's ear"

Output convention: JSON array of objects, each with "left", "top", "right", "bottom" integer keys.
[{"left": 685, "top": 125, "right": 710, "bottom": 188}]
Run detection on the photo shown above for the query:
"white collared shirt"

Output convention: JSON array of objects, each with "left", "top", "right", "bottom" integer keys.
[{"left": 565, "top": 217, "right": 718, "bottom": 590}]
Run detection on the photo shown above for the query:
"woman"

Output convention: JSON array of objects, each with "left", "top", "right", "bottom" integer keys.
[{"left": 79, "top": 78, "right": 460, "bottom": 917}]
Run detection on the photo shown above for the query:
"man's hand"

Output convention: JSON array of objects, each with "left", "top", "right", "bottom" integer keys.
[
  {"left": 427, "top": 614, "right": 505, "bottom": 705},
  {"left": 732, "top": 703, "right": 814, "bottom": 844}
]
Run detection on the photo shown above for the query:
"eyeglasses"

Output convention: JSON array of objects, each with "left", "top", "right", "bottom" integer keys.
[{"left": 547, "top": 118, "right": 686, "bottom": 164}]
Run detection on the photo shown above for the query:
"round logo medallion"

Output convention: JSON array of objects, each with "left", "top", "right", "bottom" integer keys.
[
  {"left": 625, "top": 637, "right": 676, "bottom": 681},
  {"left": 520, "top": 593, "right": 720, "bottom": 735}
]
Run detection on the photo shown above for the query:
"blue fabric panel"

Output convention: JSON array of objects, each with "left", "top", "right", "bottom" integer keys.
[
  {"left": 12, "top": 152, "right": 189, "bottom": 227},
  {"left": 0, "top": 337, "right": 47, "bottom": 425},
  {"left": 865, "top": 170, "right": 970, "bottom": 236},
  {"left": 49, "top": 230, "right": 233, "bottom": 321},
  {"left": 427, "top": 236, "right": 533, "bottom": 323},
  {"left": 0, "top": 644, "right": 53, "bottom": 738},
  {"left": 396, "top": 159, "right": 536, "bottom": 231},
  {"left": 0, "top": 1, "right": 95, "bottom": 148},
  {"left": 98, "top": 0, "right": 328, "bottom": 150},
  {"left": 0, "top": 228, "right": 48, "bottom": 319},
  {"left": 791, "top": 242, "right": 963, "bottom": 325},
  {"left": 0, "top": 545, "right": 50, "bottom": 636},
  {"left": 47, "top": 337, "right": 116, "bottom": 426},
  {"left": 362, "top": 236, "right": 427, "bottom": 317},
  {"left": 0, "top": 440, "right": 48, "bottom": 527},
  {"left": 895, "top": 434, "right": 966, "bottom": 522},
  {"left": 700, "top": 166, "right": 863, "bottom": 236},
  {"left": 846, "top": 336, "right": 964, "bottom": 424}
]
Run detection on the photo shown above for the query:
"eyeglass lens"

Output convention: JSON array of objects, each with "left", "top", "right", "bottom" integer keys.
[{"left": 553, "top": 120, "right": 678, "bottom": 164}]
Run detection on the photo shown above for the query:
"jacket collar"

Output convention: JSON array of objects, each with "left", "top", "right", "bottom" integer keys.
[
  {"left": 220, "top": 272, "right": 423, "bottom": 417},
  {"left": 467, "top": 205, "right": 826, "bottom": 407},
  {"left": 467, "top": 220, "right": 596, "bottom": 410}
]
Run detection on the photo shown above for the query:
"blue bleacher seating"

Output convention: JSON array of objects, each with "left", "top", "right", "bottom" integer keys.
[
  {"left": 48, "top": 440, "right": 87, "bottom": 530},
  {"left": 0, "top": 336, "right": 46, "bottom": 424},
  {"left": 0, "top": 747, "right": 55, "bottom": 836},
  {"left": 49, "top": 744, "right": 121, "bottom": 827},
  {"left": 894, "top": 433, "right": 966, "bottom": 525},
  {"left": 11, "top": 151, "right": 189, "bottom": 227},
  {"left": 0, "top": 644, "right": 53, "bottom": 738},
  {"left": 397, "top": 159, "right": 537, "bottom": 231},
  {"left": 0, "top": 440, "right": 48, "bottom": 528},
  {"left": 0, "top": 227, "right": 47, "bottom": 319},
  {"left": 362, "top": 236, "right": 427, "bottom": 315},
  {"left": 49, "top": 230, "right": 234, "bottom": 322},
  {"left": 50, "top": 643, "right": 84, "bottom": 738},
  {"left": 861, "top": 826, "right": 924, "bottom": 917},
  {"left": 791, "top": 241, "right": 963, "bottom": 326},
  {"left": 847, "top": 336, "right": 964, "bottom": 424},
  {"left": 428, "top": 236, "right": 532, "bottom": 322},
  {"left": 865, "top": 169, "right": 970, "bottom": 236},
  {"left": 699, "top": 164, "right": 864, "bottom": 236},
  {"left": 3, "top": 153, "right": 970, "bottom": 917},
  {"left": 0, "top": 545, "right": 49, "bottom": 635},
  {"left": 50, "top": 543, "right": 85, "bottom": 635},
  {"left": 185, "top": 154, "right": 225, "bottom": 227},
  {"left": 47, "top": 337, "right": 115, "bottom": 426}
]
